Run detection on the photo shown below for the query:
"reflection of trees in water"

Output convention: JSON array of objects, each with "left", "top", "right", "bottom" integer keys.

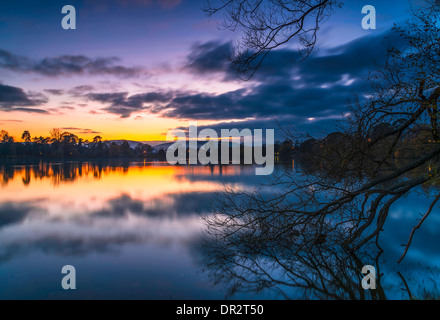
[
  {"left": 197, "top": 160, "right": 440, "bottom": 299},
  {"left": 0, "top": 161, "right": 132, "bottom": 186},
  {"left": 198, "top": 220, "right": 440, "bottom": 300},
  {"left": 198, "top": 4, "right": 440, "bottom": 299},
  {"left": 198, "top": 197, "right": 384, "bottom": 299}
]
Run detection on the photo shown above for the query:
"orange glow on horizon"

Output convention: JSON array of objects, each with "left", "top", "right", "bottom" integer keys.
[{"left": 0, "top": 110, "right": 214, "bottom": 142}]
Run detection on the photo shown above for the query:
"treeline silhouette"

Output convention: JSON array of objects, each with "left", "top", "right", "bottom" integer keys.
[
  {"left": 293, "top": 123, "right": 437, "bottom": 177},
  {"left": 0, "top": 129, "right": 158, "bottom": 160},
  {"left": 0, "top": 129, "right": 295, "bottom": 162}
]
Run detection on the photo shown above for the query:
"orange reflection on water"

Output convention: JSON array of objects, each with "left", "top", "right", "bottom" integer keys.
[{"left": 0, "top": 162, "right": 250, "bottom": 217}]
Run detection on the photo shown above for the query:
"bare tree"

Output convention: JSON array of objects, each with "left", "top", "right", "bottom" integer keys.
[
  {"left": 203, "top": 3, "right": 440, "bottom": 290},
  {"left": 204, "top": 0, "right": 343, "bottom": 77}
]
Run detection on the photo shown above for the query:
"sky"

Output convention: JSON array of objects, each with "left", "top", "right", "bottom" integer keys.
[{"left": 0, "top": 0, "right": 428, "bottom": 142}]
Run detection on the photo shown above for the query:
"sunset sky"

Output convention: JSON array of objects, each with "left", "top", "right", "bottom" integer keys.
[{"left": 0, "top": 0, "right": 423, "bottom": 142}]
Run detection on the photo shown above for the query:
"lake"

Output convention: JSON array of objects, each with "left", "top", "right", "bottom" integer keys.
[{"left": 0, "top": 161, "right": 439, "bottom": 299}]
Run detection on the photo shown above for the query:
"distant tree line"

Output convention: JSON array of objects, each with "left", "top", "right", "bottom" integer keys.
[
  {"left": 0, "top": 129, "right": 156, "bottom": 160},
  {"left": 0, "top": 128, "right": 295, "bottom": 163},
  {"left": 294, "top": 122, "right": 436, "bottom": 177}
]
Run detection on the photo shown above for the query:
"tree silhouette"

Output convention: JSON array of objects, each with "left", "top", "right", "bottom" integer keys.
[
  {"left": 21, "top": 131, "right": 31, "bottom": 143},
  {"left": 50, "top": 128, "right": 61, "bottom": 143},
  {"left": 0, "top": 130, "right": 154, "bottom": 160},
  {"left": 205, "top": 2, "right": 440, "bottom": 271},
  {"left": 93, "top": 136, "right": 103, "bottom": 144},
  {"left": 205, "top": 0, "right": 343, "bottom": 77},
  {"left": 0, "top": 130, "right": 10, "bottom": 143}
]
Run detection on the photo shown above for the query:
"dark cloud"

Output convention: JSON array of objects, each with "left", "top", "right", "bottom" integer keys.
[
  {"left": 87, "top": 81, "right": 355, "bottom": 122},
  {"left": 59, "top": 106, "right": 76, "bottom": 110},
  {"left": 82, "top": 30, "right": 402, "bottom": 131},
  {"left": 61, "top": 127, "right": 83, "bottom": 130},
  {"left": 294, "top": 31, "right": 404, "bottom": 86},
  {"left": 156, "top": 30, "right": 403, "bottom": 130},
  {"left": 0, "top": 119, "right": 23, "bottom": 122},
  {"left": 186, "top": 41, "right": 235, "bottom": 76},
  {"left": 11, "top": 107, "right": 48, "bottom": 114},
  {"left": 180, "top": 117, "right": 342, "bottom": 139},
  {"left": 44, "top": 89, "right": 64, "bottom": 96},
  {"left": 94, "top": 192, "right": 215, "bottom": 218},
  {"left": 94, "top": 0, "right": 183, "bottom": 10},
  {"left": 87, "top": 91, "right": 173, "bottom": 118},
  {"left": 0, "top": 83, "right": 48, "bottom": 113},
  {"left": 149, "top": 81, "right": 358, "bottom": 124},
  {"left": 186, "top": 30, "right": 403, "bottom": 83},
  {"left": 0, "top": 49, "right": 145, "bottom": 78},
  {"left": 0, "top": 203, "right": 33, "bottom": 228},
  {"left": 61, "top": 127, "right": 102, "bottom": 135},
  {"left": 68, "top": 85, "right": 95, "bottom": 96},
  {"left": 122, "top": 0, "right": 183, "bottom": 9},
  {"left": 153, "top": 89, "right": 245, "bottom": 118}
]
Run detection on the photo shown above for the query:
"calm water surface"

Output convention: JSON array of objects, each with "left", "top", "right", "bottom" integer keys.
[{"left": 0, "top": 161, "right": 439, "bottom": 299}]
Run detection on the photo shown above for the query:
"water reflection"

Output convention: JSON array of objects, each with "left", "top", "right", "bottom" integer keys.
[
  {"left": 0, "top": 161, "right": 259, "bottom": 257},
  {"left": 197, "top": 237, "right": 388, "bottom": 299},
  {"left": 0, "top": 161, "right": 439, "bottom": 299},
  {"left": 198, "top": 236, "right": 440, "bottom": 300},
  {"left": 0, "top": 161, "right": 275, "bottom": 299},
  {"left": 197, "top": 173, "right": 440, "bottom": 300},
  {"left": 0, "top": 161, "right": 268, "bottom": 186}
]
